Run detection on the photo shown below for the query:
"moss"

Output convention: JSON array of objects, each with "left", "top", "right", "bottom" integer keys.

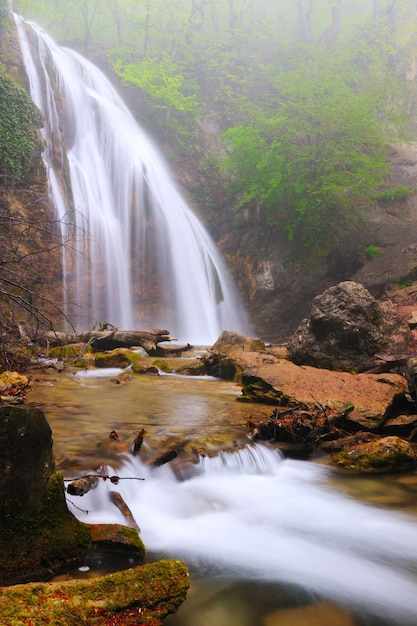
[
  {"left": 375, "top": 185, "right": 415, "bottom": 203},
  {"left": 118, "top": 525, "right": 144, "bottom": 547},
  {"left": 0, "top": 473, "right": 92, "bottom": 585},
  {"left": 0, "top": 73, "right": 43, "bottom": 181},
  {"left": 91, "top": 524, "right": 146, "bottom": 560},
  {"left": 49, "top": 343, "right": 92, "bottom": 360},
  {"left": 94, "top": 349, "right": 142, "bottom": 369},
  {"left": 0, "top": 560, "right": 189, "bottom": 625},
  {"left": 151, "top": 359, "right": 172, "bottom": 372},
  {"left": 333, "top": 436, "right": 417, "bottom": 473}
]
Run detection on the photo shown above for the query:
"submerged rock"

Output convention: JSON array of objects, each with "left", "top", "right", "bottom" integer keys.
[
  {"left": 287, "top": 281, "right": 412, "bottom": 371},
  {"left": 94, "top": 347, "right": 142, "bottom": 369}
]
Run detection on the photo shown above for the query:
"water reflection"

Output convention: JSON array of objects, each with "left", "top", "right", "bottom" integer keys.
[{"left": 29, "top": 367, "right": 269, "bottom": 466}]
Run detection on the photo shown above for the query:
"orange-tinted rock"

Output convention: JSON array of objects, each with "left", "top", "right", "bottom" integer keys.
[{"left": 240, "top": 357, "right": 407, "bottom": 431}]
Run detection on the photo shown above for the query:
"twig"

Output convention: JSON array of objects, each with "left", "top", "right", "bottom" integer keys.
[
  {"left": 63, "top": 474, "right": 145, "bottom": 484},
  {"left": 65, "top": 497, "right": 91, "bottom": 514}
]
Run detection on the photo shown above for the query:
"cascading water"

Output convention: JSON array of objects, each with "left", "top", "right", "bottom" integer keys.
[
  {"left": 66, "top": 443, "right": 417, "bottom": 625},
  {"left": 14, "top": 15, "right": 249, "bottom": 344}
]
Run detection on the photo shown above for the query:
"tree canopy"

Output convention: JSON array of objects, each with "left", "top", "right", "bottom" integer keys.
[{"left": 10, "top": 0, "right": 417, "bottom": 259}]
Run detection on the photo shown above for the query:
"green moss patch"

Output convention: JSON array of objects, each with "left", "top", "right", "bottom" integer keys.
[{"left": 0, "top": 559, "right": 189, "bottom": 625}]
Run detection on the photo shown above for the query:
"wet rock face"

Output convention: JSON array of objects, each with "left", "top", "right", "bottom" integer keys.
[
  {"left": 0, "top": 405, "right": 54, "bottom": 514},
  {"left": 287, "top": 281, "right": 412, "bottom": 371}
]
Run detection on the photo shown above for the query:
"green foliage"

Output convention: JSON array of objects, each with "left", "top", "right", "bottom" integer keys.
[
  {"left": 364, "top": 245, "right": 381, "bottom": 260},
  {"left": 110, "top": 49, "right": 199, "bottom": 145},
  {"left": 111, "top": 51, "right": 198, "bottom": 114},
  {"left": 10, "top": 0, "right": 417, "bottom": 261},
  {"left": 0, "top": 74, "right": 43, "bottom": 180},
  {"left": 375, "top": 185, "right": 415, "bottom": 202},
  {"left": 221, "top": 27, "right": 411, "bottom": 259}
]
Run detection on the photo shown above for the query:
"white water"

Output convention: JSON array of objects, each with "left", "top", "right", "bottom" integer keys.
[
  {"left": 67, "top": 444, "right": 417, "bottom": 624},
  {"left": 15, "top": 16, "right": 249, "bottom": 344}
]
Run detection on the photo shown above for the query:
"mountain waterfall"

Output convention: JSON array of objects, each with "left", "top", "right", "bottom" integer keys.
[{"left": 15, "top": 15, "right": 249, "bottom": 344}]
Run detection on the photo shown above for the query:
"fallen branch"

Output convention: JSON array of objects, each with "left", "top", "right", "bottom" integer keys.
[{"left": 65, "top": 474, "right": 145, "bottom": 496}]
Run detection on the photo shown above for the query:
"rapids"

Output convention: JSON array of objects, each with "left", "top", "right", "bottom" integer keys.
[
  {"left": 67, "top": 448, "right": 417, "bottom": 626},
  {"left": 30, "top": 368, "right": 417, "bottom": 626}
]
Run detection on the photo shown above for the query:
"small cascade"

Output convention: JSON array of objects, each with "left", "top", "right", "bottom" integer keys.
[
  {"left": 14, "top": 15, "right": 250, "bottom": 344},
  {"left": 66, "top": 444, "right": 417, "bottom": 624}
]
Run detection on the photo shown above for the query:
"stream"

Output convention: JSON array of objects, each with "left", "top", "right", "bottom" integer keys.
[{"left": 29, "top": 363, "right": 417, "bottom": 626}]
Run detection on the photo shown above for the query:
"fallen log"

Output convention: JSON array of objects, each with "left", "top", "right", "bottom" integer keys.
[
  {"left": 37, "top": 329, "right": 175, "bottom": 354},
  {"left": 149, "top": 343, "right": 194, "bottom": 357}
]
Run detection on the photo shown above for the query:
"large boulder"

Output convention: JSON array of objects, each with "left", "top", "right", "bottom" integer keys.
[
  {"left": 287, "top": 281, "right": 412, "bottom": 371},
  {"left": 0, "top": 404, "right": 55, "bottom": 514},
  {"left": 239, "top": 357, "right": 407, "bottom": 431},
  {"left": 0, "top": 405, "right": 92, "bottom": 584}
]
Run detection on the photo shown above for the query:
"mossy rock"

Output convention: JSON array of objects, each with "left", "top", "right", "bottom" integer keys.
[
  {"left": 0, "top": 559, "right": 189, "bottom": 625},
  {"left": 332, "top": 436, "right": 417, "bottom": 473},
  {"left": 0, "top": 406, "right": 91, "bottom": 584},
  {"left": 90, "top": 523, "right": 145, "bottom": 559},
  {"left": 94, "top": 348, "right": 142, "bottom": 369},
  {"left": 0, "top": 472, "right": 92, "bottom": 585},
  {"left": 49, "top": 343, "right": 92, "bottom": 360}
]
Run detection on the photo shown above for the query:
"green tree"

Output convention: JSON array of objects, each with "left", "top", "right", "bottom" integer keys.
[{"left": 221, "top": 28, "right": 411, "bottom": 258}]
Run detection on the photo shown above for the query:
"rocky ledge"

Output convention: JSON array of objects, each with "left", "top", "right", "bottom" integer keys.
[{"left": 202, "top": 281, "right": 417, "bottom": 472}]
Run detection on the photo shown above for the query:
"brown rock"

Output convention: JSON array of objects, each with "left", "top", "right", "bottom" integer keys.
[
  {"left": 211, "top": 330, "right": 266, "bottom": 354},
  {"left": 90, "top": 523, "right": 145, "bottom": 556},
  {"left": 239, "top": 357, "right": 407, "bottom": 431}
]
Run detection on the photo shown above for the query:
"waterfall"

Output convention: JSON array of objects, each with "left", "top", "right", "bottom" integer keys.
[{"left": 14, "top": 15, "right": 250, "bottom": 344}]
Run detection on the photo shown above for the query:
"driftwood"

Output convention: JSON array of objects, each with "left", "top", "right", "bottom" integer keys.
[
  {"left": 132, "top": 428, "right": 146, "bottom": 456},
  {"left": 38, "top": 329, "right": 175, "bottom": 354},
  {"left": 147, "top": 449, "right": 178, "bottom": 467},
  {"left": 109, "top": 491, "right": 140, "bottom": 531},
  {"left": 67, "top": 475, "right": 98, "bottom": 496},
  {"left": 149, "top": 342, "right": 194, "bottom": 357}
]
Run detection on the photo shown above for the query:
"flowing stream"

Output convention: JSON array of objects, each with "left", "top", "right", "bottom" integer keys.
[
  {"left": 30, "top": 367, "right": 417, "bottom": 626},
  {"left": 13, "top": 12, "right": 417, "bottom": 626},
  {"left": 14, "top": 15, "right": 249, "bottom": 344}
]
